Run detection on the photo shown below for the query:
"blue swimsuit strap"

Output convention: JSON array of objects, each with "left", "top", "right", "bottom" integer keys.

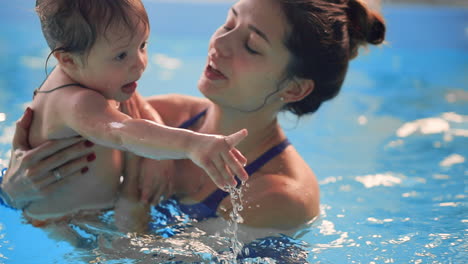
[
  {"left": 178, "top": 109, "right": 208, "bottom": 129},
  {"left": 200, "top": 138, "right": 291, "bottom": 212}
]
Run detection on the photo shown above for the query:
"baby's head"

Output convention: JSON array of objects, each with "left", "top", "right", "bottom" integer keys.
[
  {"left": 36, "top": 0, "right": 149, "bottom": 58},
  {"left": 36, "top": 0, "right": 150, "bottom": 101}
]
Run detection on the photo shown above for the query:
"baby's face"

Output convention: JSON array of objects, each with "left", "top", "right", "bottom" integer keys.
[{"left": 75, "top": 19, "right": 149, "bottom": 102}]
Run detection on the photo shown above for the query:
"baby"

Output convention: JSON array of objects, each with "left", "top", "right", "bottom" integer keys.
[{"left": 27, "top": 0, "right": 248, "bottom": 228}]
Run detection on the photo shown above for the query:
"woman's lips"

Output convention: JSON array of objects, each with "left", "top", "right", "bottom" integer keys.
[
  {"left": 204, "top": 65, "right": 227, "bottom": 80},
  {"left": 121, "top": 81, "right": 137, "bottom": 94}
]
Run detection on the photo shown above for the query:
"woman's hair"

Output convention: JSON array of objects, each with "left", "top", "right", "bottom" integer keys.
[
  {"left": 280, "top": 0, "right": 386, "bottom": 116},
  {"left": 35, "top": 0, "right": 149, "bottom": 58}
]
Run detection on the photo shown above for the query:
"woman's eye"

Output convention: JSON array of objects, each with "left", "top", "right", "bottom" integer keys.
[
  {"left": 140, "top": 41, "right": 148, "bottom": 50},
  {"left": 245, "top": 43, "right": 259, "bottom": 55},
  {"left": 115, "top": 52, "right": 127, "bottom": 61}
]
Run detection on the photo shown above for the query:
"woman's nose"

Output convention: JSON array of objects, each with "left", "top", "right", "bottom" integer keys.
[{"left": 211, "top": 34, "right": 232, "bottom": 58}]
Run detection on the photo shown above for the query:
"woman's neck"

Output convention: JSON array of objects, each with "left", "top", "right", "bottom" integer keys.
[{"left": 198, "top": 104, "right": 286, "bottom": 161}]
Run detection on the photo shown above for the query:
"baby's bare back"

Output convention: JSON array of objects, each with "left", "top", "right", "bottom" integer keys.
[{"left": 26, "top": 85, "right": 123, "bottom": 221}]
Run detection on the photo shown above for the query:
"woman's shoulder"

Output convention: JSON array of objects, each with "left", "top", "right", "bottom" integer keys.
[{"left": 147, "top": 94, "right": 210, "bottom": 108}]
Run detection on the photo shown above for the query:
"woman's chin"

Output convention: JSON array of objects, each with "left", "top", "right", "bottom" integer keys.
[
  {"left": 198, "top": 79, "right": 214, "bottom": 95},
  {"left": 198, "top": 78, "right": 225, "bottom": 96}
]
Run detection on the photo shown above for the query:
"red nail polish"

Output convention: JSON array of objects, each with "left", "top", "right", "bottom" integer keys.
[
  {"left": 87, "top": 153, "right": 96, "bottom": 162},
  {"left": 84, "top": 140, "right": 94, "bottom": 147},
  {"left": 81, "top": 167, "right": 89, "bottom": 174}
]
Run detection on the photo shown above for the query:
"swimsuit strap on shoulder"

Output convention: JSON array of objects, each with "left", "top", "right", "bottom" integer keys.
[
  {"left": 199, "top": 138, "right": 292, "bottom": 214},
  {"left": 33, "top": 83, "right": 87, "bottom": 99},
  {"left": 178, "top": 109, "right": 208, "bottom": 129}
]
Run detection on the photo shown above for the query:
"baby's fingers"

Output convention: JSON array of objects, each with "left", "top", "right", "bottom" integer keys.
[
  {"left": 230, "top": 148, "right": 247, "bottom": 166},
  {"left": 214, "top": 155, "right": 236, "bottom": 188},
  {"left": 224, "top": 129, "right": 248, "bottom": 148},
  {"left": 222, "top": 150, "right": 248, "bottom": 183},
  {"left": 203, "top": 160, "right": 230, "bottom": 190}
]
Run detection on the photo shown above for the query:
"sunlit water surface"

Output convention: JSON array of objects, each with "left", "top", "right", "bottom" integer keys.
[{"left": 0, "top": 1, "right": 466, "bottom": 263}]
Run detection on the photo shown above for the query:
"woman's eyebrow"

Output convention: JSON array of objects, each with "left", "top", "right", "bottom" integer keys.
[
  {"left": 231, "top": 7, "right": 271, "bottom": 44},
  {"left": 248, "top": 25, "right": 270, "bottom": 44}
]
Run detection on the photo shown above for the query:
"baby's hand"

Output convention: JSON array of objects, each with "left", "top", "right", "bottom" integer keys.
[{"left": 188, "top": 129, "right": 248, "bottom": 190}]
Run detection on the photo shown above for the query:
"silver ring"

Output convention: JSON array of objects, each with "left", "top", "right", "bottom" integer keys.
[{"left": 53, "top": 169, "right": 62, "bottom": 181}]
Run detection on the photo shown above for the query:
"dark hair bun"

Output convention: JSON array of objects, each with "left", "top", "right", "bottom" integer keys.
[
  {"left": 367, "top": 14, "right": 385, "bottom": 44},
  {"left": 279, "top": 0, "right": 386, "bottom": 116},
  {"left": 348, "top": 0, "right": 385, "bottom": 46}
]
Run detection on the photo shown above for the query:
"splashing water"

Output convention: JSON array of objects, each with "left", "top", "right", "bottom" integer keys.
[{"left": 222, "top": 183, "right": 246, "bottom": 263}]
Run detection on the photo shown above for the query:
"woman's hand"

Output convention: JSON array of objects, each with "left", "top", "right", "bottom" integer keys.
[
  {"left": 115, "top": 152, "right": 150, "bottom": 233},
  {"left": 121, "top": 148, "right": 175, "bottom": 205},
  {"left": 1, "top": 108, "right": 94, "bottom": 209},
  {"left": 121, "top": 92, "right": 164, "bottom": 123},
  {"left": 138, "top": 158, "right": 175, "bottom": 205}
]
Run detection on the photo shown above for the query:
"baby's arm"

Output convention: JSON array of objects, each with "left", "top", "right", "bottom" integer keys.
[{"left": 61, "top": 90, "right": 248, "bottom": 189}]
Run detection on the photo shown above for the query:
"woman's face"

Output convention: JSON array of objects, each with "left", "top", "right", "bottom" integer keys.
[{"left": 198, "top": 0, "right": 291, "bottom": 112}]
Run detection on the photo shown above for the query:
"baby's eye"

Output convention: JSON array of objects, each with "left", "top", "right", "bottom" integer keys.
[
  {"left": 115, "top": 52, "right": 127, "bottom": 61},
  {"left": 140, "top": 41, "right": 148, "bottom": 50}
]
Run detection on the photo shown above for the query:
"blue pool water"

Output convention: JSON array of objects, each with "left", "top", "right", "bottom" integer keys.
[{"left": 0, "top": 1, "right": 467, "bottom": 263}]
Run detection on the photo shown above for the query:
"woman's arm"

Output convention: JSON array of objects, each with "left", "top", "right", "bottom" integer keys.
[
  {"left": 114, "top": 93, "right": 175, "bottom": 233},
  {"left": 0, "top": 108, "right": 93, "bottom": 209},
  {"left": 114, "top": 152, "right": 151, "bottom": 233}
]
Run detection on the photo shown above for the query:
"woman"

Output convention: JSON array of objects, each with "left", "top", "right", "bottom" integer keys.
[{"left": 1, "top": 0, "right": 385, "bottom": 231}]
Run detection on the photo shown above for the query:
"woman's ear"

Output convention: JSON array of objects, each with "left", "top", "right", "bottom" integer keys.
[
  {"left": 281, "top": 78, "right": 314, "bottom": 103},
  {"left": 53, "top": 51, "right": 80, "bottom": 70}
]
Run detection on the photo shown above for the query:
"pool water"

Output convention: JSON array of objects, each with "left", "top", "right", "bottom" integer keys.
[{"left": 0, "top": 1, "right": 467, "bottom": 263}]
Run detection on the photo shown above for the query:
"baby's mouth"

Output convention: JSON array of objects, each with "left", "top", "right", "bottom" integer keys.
[{"left": 121, "top": 81, "right": 137, "bottom": 94}]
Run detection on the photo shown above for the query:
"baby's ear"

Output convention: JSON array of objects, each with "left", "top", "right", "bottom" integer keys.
[
  {"left": 280, "top": 78, "right": 314, "bottom": 103},
  {"left": 53, "top": 51, "right": 80, "bottom": 70}
]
